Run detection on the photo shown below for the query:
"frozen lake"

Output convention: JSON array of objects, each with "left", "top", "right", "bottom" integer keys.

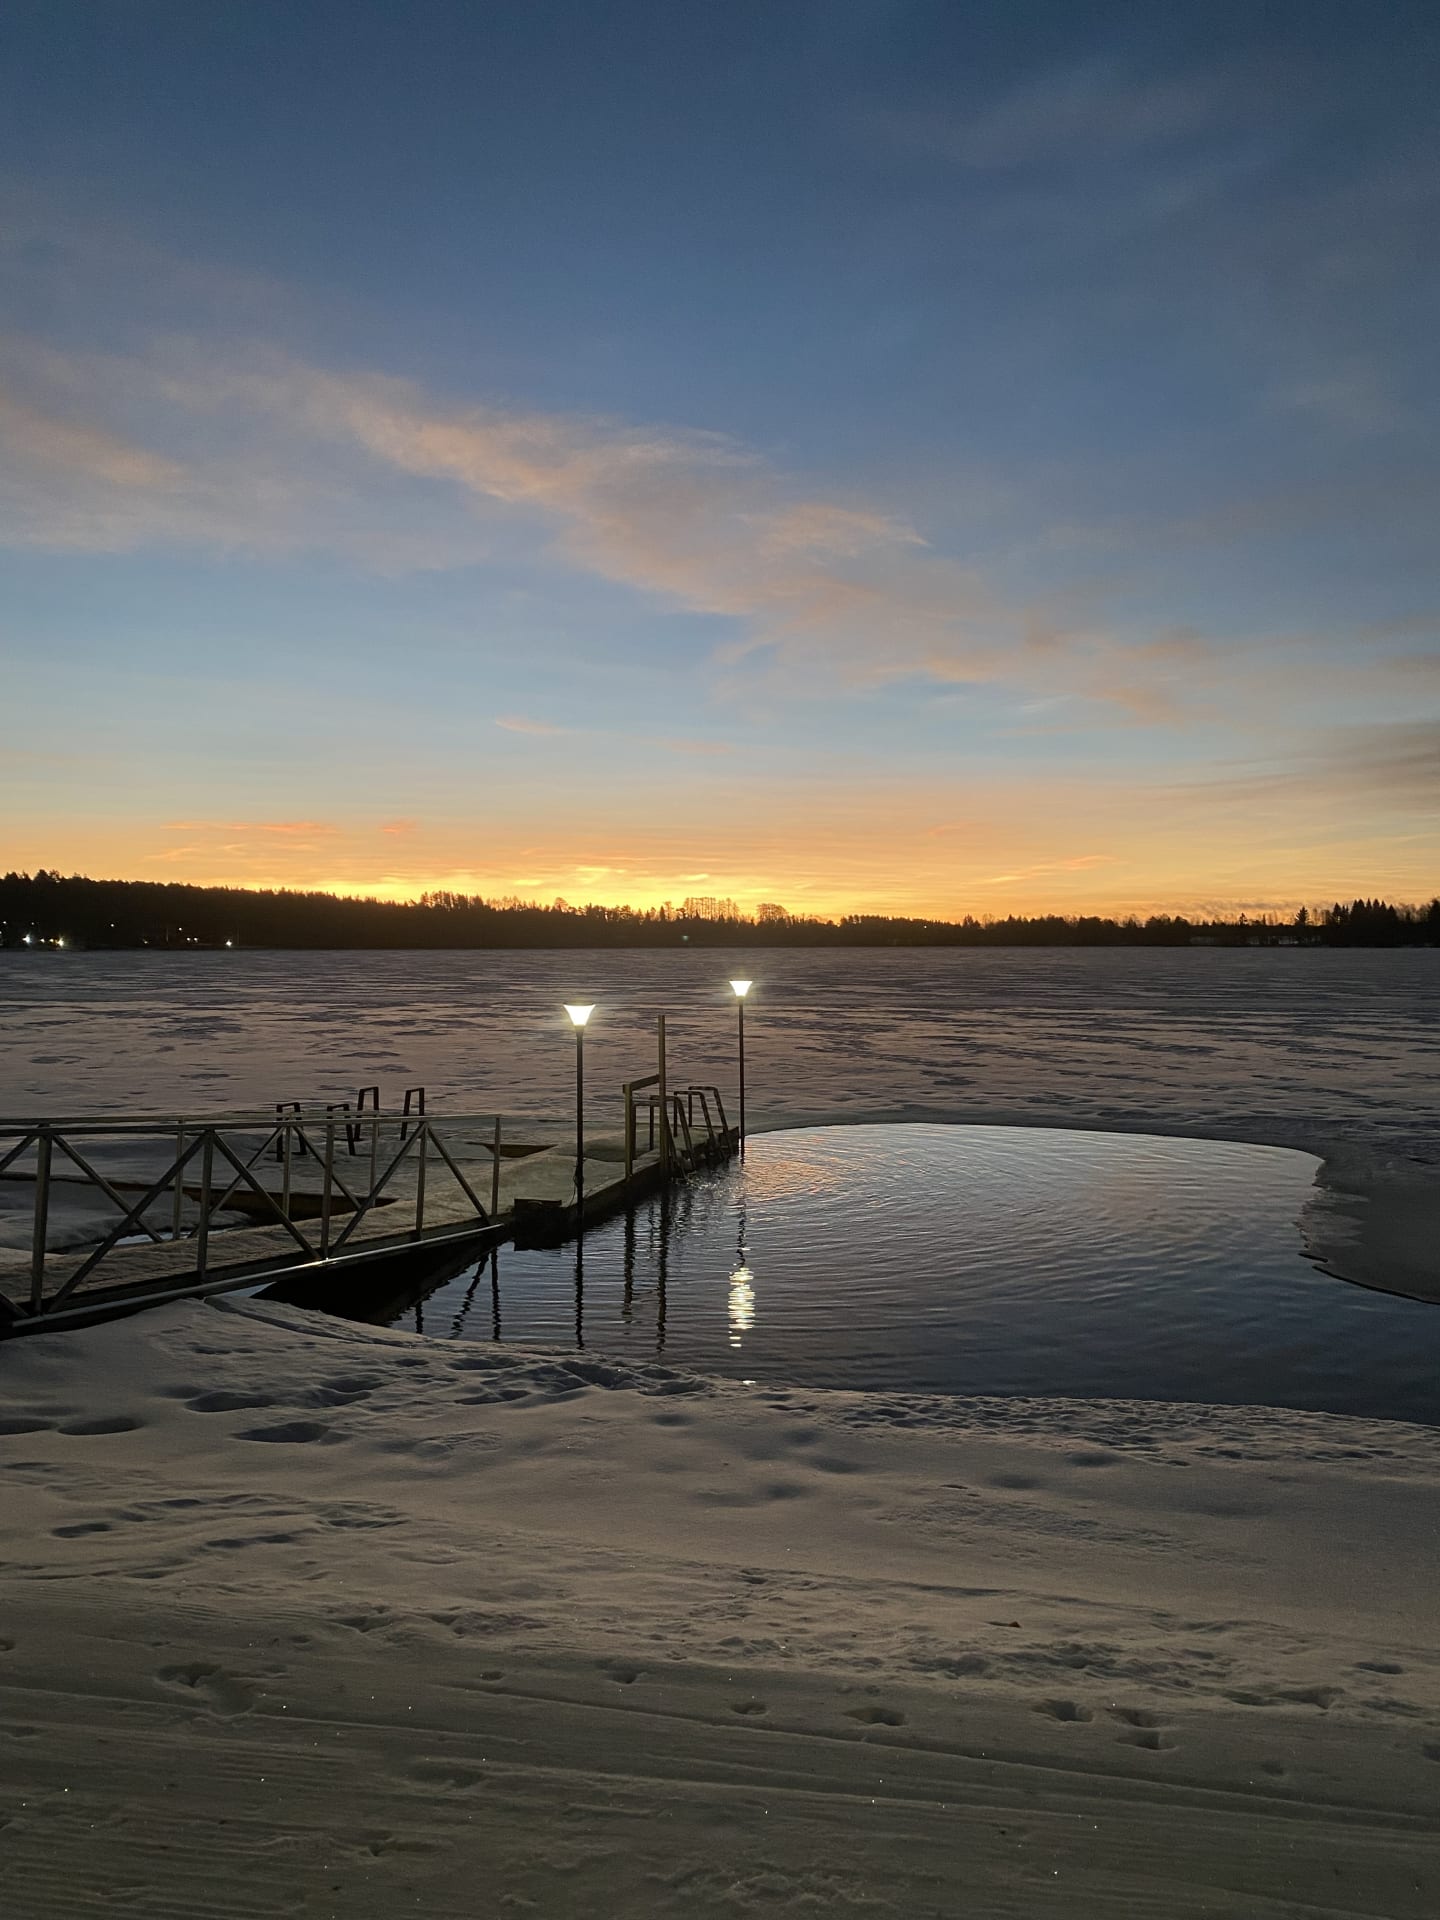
[{"left": 2, "top": 947, "right": 1437, "bottom": 1167}]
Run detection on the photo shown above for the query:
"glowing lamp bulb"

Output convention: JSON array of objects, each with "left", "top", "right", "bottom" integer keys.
[
  {"left": 564, "top": 1003, "right": 595, "bottom": 1028},
  {"left": 730, "top": 979, "right": 752, "bottom": 998}
]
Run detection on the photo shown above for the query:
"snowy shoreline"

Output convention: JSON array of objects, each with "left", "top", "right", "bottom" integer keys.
[{"left": 3, "top": 1293, "right": 1438, "bottom": 1915}]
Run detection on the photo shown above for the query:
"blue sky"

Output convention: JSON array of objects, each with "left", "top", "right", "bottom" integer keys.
[{"left": 2, "top": 0, "right": 1436, "bottom": 913}]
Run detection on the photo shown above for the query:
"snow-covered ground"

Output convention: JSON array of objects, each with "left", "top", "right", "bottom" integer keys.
[{"left": 3, "top": 1297, "right": 1439, "bottom": 1916}]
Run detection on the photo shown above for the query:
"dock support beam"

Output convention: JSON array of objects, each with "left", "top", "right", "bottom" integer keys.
[
  {"left": 195, "top": 1132, "right": 215, "bottom": 1277},
  {"left": 29, "top": 1131, "right": 52, "bottom": 1311},
  {"left": 657, "top": 1015, "right": 669, "bottom": 1180}
]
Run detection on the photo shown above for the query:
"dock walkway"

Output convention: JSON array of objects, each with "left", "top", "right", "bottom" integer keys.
[{"left": 1, "top": 1083, "right": 736, "bottom": 1334}]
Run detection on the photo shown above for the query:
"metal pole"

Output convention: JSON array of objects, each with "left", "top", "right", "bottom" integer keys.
[
  {"left": 574, "top": 1026, "right": 585, "bottom": 1215},
  {"left": 30, "top": 1130, "right": 52, "bottom": 1311},
  {"left": 172, "top": 1122, "right": 185, "bottom": 1239},
  {"left": 491, "top": 1114, "right": 502, "bottom": 1220},
  {"left": 195, "top": 1131, "right": 215, "bottom": 1279},
  {"left": 657, "top": 1014, "right": 669, "bottom": 1180},
  {"left": 414, "top": 1119, "right": 428, "bottom": 1237},
  {"left": 738, "top": 994, "right": 746, "bottom": 1156},
  {"left": 320, "top": 1119, "right": 335, "bottom": 1256}
]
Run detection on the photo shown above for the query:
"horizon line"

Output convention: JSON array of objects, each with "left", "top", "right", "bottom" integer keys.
[{"left": 7, "top": 869, "right": 1438, "bottom": 928}]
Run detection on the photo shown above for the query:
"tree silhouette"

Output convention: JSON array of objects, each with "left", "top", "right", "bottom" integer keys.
[{"left": 1, "top": 872, "right": 1435, "bottom": 951}]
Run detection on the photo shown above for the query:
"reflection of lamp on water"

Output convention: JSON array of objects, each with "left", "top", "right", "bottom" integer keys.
[
  {"left": 727, "top": 1264, "right": 756, "bottom": 1348},
  {"left": 563, "top": 1003, "right": 595, "bottom": 1213},
  {"left": 729, "top": 979, "right": 751, "bottom": 1153},
  {"left": 728, "top": 1199, "right": 752, "bottom": 1349}
]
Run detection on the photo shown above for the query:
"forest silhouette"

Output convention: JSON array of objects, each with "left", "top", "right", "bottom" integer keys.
[{"left": 3, "top": 872, "right": 1436, "bottom": 950}]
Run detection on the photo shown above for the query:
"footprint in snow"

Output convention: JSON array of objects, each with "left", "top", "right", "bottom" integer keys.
[
  {"left": 1033, "top": 1698, "right": 1093, "bottom": 1723},
  {"left": 237, "top": 1420, "right": 332, "bottom": 1444},
  {"left": 1108, "top": 1705, "right": 1164, "bottom": 1728},
  {"left": 155, "top": 1662, "right": 255, "bottom": 1717},
  {"left": 185, "top": 1391, "right": 276, "bottom": 1413}
]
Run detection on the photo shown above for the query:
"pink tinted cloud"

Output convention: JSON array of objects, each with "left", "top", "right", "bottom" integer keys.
[
  {"left": 494, "top": 715, "right": 572, "bottom": 736},
  {"left": 163, "top": 819, "right": 337, "bottom": 835}
]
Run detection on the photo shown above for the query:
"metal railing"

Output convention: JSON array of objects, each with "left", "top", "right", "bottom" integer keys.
[
  {"left": 621, "top": 1080, "right": 735, "bottom": 1184},
  {"left": 0, "top": 1108, "right": 505, "bottom": 1323}
]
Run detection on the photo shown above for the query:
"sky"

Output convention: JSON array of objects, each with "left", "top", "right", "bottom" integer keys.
[{"left": 1, "top": 0, "right": 1437, "bottom": 919}]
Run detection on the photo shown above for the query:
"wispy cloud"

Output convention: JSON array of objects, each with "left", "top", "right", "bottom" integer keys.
[
  {"left": 494, "top": 715, "right": 573, "bottom": 737},
  {"left": 0, "top": 332, "right": 1227, "bottom": 723},
  {"left": 0, "top": 385, "right": 180, "bottom": 489},
  {"left": 2, "top": 318, "right": 1429, "bottom": 744},
  {"left": 649, "top": 736, "right": 734, "bottom": 756},
  {"left": 1272, "top": 358, "right": 1399, "bottom": 434},
  {"left": 978, "top": 853, "right": 1119, "bottom": 886},
  {"left": 888, "top": 58, "right": 1230, "bottom": 173},
  {"left": 497, "top": 717, "right": 732, "bottom": 755},
  {"left": 1316, "top": 718, "right": 1440, "bottom": 811},
  {"left": 163, "top": 819, "right": 337, "bottom": 835}
]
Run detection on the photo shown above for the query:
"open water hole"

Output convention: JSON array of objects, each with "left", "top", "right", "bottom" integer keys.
[{"left": 388, "top": 1125, "right": 1440, "bottom": 1423}]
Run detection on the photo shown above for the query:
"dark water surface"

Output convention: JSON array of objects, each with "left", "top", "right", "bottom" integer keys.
[{"left": 403, "top": 1125, "right": 1440, "bottom": 1423}]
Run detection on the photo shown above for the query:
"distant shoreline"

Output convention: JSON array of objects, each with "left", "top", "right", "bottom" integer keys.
[
  {"left": 4, "top": 872, "right": 1437, "bottom": 951},
  {"left": 6, "top": 937, "right": 1438, "bottom": 954}
]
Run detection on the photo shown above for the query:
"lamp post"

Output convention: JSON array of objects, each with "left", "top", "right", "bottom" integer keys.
[
  {"left": 729, "top": 980, "right": 751, "bottom": 1153},
  {"left": 564, "top": 1004, "right": 595, "bottom": 1214}
]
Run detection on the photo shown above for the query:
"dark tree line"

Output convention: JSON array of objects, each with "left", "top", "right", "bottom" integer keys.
[{"left": 3, "top": 872, "right": 1437, "bottom": 951}]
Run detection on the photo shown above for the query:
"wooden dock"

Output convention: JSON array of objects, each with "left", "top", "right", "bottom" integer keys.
[{"left": 0, "top": 1075, "right": 737, "bottom": 1335}]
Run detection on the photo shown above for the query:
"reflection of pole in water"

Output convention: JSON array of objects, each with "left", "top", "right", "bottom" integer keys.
[
  {"left": 574, "top": 1237, "right": 585, "bottom": 1349},
  {"left": 452, "top": 1260, "right": 487, "bottom": 1340},
  {"left": 656, "top": 1191, "right": 670, "bottom": 1351},
  {"left": 622, "top": 1206, "right": 636, "bottom": 1323},
  {"left": 490, "top": 1246, "right": 501, "bottom": 1342},
  {"left": 414, "top": 1300, "right": 424, "bottom": 1336}
]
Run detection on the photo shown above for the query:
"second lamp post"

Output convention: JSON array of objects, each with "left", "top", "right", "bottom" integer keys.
[
  {"left": 729, "top": 979, "right": 751, "bottom": 1152},
  {"left": 564, "top": 1003, "right": 595, "bottom": 1212}
]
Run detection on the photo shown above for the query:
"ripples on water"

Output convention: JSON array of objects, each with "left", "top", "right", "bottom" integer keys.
[{"left": 406, "top": 1126, "right": 1440, "bottom": 1424}]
